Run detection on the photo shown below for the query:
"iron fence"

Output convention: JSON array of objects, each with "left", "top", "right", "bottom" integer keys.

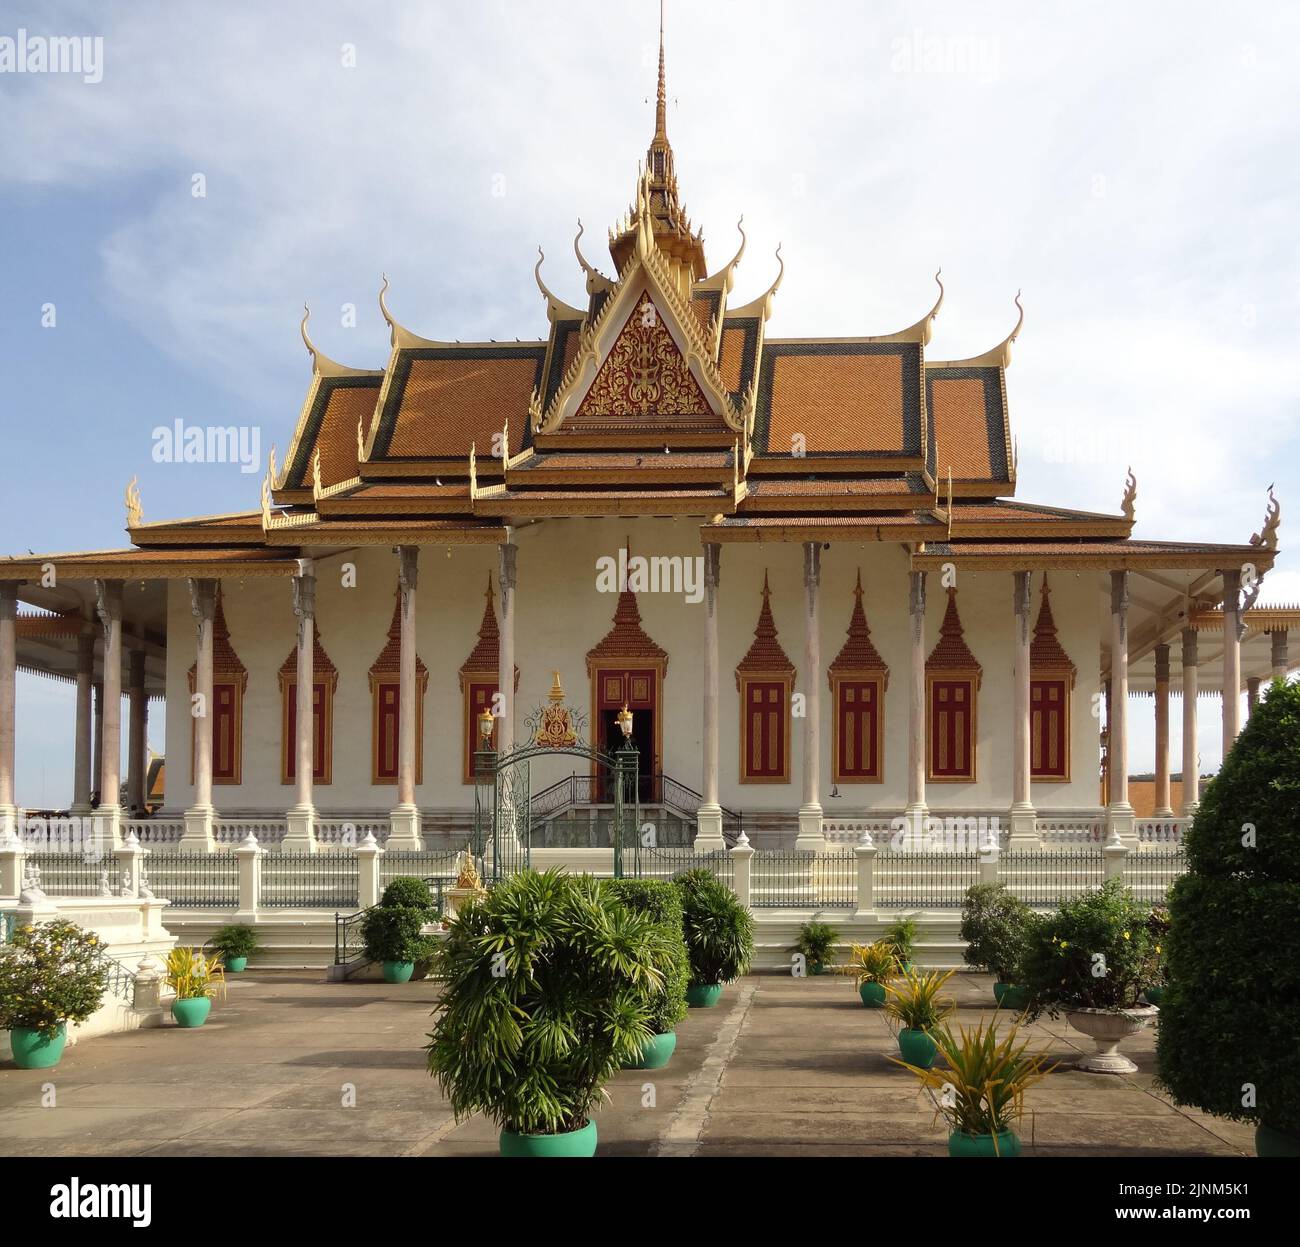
[
  {"left": 260, "top": 852, "right": 359, "bottom": 909},
  {"left": 380, "top": 848, "right": 465, "bottom": 891},
  {"left": 145, "top": 851, "right": 240, "bottom": 909},
  {"left": 25, "top": 851, "right": 107, "bottom": 896},
  {"left": 1124, "top": 848, "right": 1188, "bottom": 903},
  {"left": 875, "top": 850, "right": 981, "bottom": 909},
  {"left": 749, "top": 850, "right": 856, "bottom": 908},
  {"left": 634, "top": 847, "right": 735, "bottom": 890},
  {"left": 998, "top": 848, "right": 1106, "bottom": 906}
]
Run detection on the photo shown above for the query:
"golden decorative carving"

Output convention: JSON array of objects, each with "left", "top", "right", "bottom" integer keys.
[
  {"left": 1250, "top": 484, "right": 1281, "bottom": 550},
  {"left": 533, "top": 670, "right": 578, "bottom": 747},
  {"left": 1121, "top": 466, "right": 1137, "bottom": 524},
  {"left": 125, "top": 476, "right": 143, "bottom": 528},
  {"left": 575, "top": 292, "right": 711, "bottom": 420}
]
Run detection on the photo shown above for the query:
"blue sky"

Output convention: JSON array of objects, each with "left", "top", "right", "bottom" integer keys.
[{"left": 3, "top": 0, "right": 1298, "bottom": 805}]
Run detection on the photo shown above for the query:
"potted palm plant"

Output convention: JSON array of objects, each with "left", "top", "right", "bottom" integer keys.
[
  {"left": 427, "top": 869, "right": 676, "bottom": 1156},
  {"left": 841, "top": 940, "right": 898, "bottom": 1007},
  {"left": 166, "top": 946, "right": 225, "bottom": 1028},
  {"left": 1021, "top": 878, "right": 1160, "bottom": 1073},
  {"left": 882, "top": 916, "right": 919, "bottom": 972},
  {"left": 0, "top": 919, "right": 110, "bottom": 1070},
  {"left": 960, "top": 882, "right": 1035, "bottom": 1010},
  {"left": 793, "top": 920, "right": 837, "bottom": 975},
  {"left": 893, "top": 1017, "right": 1056, "bottom": 1156},
  {"left": 674, "top": 868, "right": 753, "bottom": 1007},
  {"left": 604, "top": 878, "right": 689, "bottom": 1069},
  {"left": 883, "top": 969, "right": 956, "bottom": 1067},
  {"left": 210, "top": 923, "right": 259, "bottom": 973}
]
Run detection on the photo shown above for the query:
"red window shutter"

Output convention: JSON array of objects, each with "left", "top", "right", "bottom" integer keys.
[
  {"left": 377, "top": 682, "right": 400, "bottom": 780},
  {"left": 930, "top": 680, "right": 973, "bottom": 779},
  {"left": 212, "top": 682, "right": 237, "bottom": 781},
  {"left": 744, "top": 680, "right": 786, "bottom": 779},
  {"left": 1030, "top": 679, "right": 1068, "bottom": 779}
]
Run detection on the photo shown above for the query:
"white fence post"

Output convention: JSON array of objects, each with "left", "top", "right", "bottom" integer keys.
[
  {"left": 235, "top": 833, "right": 261, "bottom": 916},
  {"left": 0, "top": 826, "right": 24, "bottom": 897},
  {"left": 1103, "top": 832, "right": 1129, "bottom": 881},
  {"left": 357, "top": 832, "right": 383, "bottom": 909},
  {"left": 115, "top": 830, "right": 144, "bottom": 896},
  {"left": 853, "top": 830, "right": 877, "bottom": 916},
  {"left": 730, "top": 832, "right": 753, "bottom": 910}
]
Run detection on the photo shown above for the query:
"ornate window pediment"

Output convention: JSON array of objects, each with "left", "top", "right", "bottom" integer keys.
[
  {"left": 926, "top": 587, "right": 981, "bottom": 782},
  {"left": 371, "top": 591, "right": 428, "bottom": 786},
  {"left": 187, "top": 586, "right": 246, "bottom": 785},
  {"left": 279, "top": 626, "right": 337, "bottom": 785},
  {"left": 828, "top": 571, "right": 889, "bottom": 783},
  {"left": 1030, "top": 575, "right": 1075, "bottom": 781},
  {"left": 737, "top": 572, "right": 795, "bottom": 784}
]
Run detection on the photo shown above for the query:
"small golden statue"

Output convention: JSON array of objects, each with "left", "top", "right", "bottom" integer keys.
[{"left": 454, "top": 850, "right": 484, "bottom": 893}]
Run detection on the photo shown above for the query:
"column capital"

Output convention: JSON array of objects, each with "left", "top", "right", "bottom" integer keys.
[
  {"left": 498, "top": 541, "right": 517, "bottom": 592},
  {"left": 95, "top": 578, "right": 123, "bottom": 626},
  {"left": 802, "top": 540, "right": 821, "bottom": 590},
  {"left": 127, "top": 647, "right": 146, "bottom": 688},
  {"left": 0, "top": 582, "right": 18, "bottom": 620},
  {"left": 703, "top": 541, "right": 721, "bottom": 591},
  {"left": 187, "top": 577, "right": 216, "bottom": 622},
  {"left": 397, "top": 544, "right": 419, "bottom": 593},
  {"left": 909, "top": 569, "right": 927, "bottom": 617},
  {"left": 1271, "top": 628, "right": 1288, "bottom": 675},
  {"left": 1181, "top": 625, "right": 1198, "bottom": 666},
  {"left": 1154, "top": 641, "right": 1171, "bottom": 682},
  {"left": 1013, "top": 568, "right": 1032, "bottom": 617},
  {"left": 291, "top": 566, "right": 316, "bottom": 620},
  {"left": 1109, "top": 568, "right": 1129, "bottom": 615}
]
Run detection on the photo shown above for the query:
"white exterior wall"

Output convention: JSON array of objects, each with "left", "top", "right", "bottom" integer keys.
[{"left": 164, "top": 519, "right": 1103, "bottom": 818}]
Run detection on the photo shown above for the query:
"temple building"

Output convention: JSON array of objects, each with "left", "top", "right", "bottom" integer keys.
[{"left": 0, "top": 20, "right": 1295, "bottom": 856}]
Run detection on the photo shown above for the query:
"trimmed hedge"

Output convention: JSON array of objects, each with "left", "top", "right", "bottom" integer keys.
[
  {"left": 603, "top": 878, "right": 689, "bottom": 1033},
  {"left": 1157, "top": 677, "right": 1300, "bottom": 1136},
  {"left": 381, "top": 876, "right": 436, "bottom": 912}
]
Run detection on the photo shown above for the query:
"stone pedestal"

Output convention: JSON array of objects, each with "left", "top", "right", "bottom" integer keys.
[
  {"left": 282, "top": 805, "right": 318, "bottom": 853},
  {"left": 794, "top": 805, "right": 825, "bottom": 853},
  {"left": 694, "top": 804, "right": 726, "bottom": 852},
  {"left": 387, "top": 805, "right": 423, "bottom": 852},
  {"left": 179, "top": 805, "right": 215, "bottom": 852}
]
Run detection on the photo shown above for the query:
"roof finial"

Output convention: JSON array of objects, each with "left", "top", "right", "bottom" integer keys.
[{"left": 656, "top": 0, "right": 667, "bottom": 140}]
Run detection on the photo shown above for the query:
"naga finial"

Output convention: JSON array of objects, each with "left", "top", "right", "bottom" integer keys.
[
  {"left": 1121, "top": 466, "right": 1137, "bottom": 523},
  {"left": 125, "top": 475, "right": 143, "bottom": 528},
  {"left": 1250, "top": 483, "right": 1281, "bottom": 550}
]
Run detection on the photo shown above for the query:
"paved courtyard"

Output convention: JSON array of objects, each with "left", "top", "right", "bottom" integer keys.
[{"left": 0, "top": 970, "right": 1254, "bottom": 1157}]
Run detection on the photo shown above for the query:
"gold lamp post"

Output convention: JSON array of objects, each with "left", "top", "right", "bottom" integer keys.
[
  {"left": 616, "top": 703, "right": 634, "bottom": 744},
  {"left": 478, "top": 706, "right": 496, "bottom": 748}
]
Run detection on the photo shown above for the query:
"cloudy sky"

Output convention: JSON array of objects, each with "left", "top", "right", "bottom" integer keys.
[{"left": 2, "top": 0, "right": 1298, "bottom": 804}]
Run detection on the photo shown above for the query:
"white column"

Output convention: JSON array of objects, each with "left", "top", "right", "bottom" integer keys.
[
  {"left": 92, "top": 678, "right": 104, "bottom": 806},
  {"left": 1106, "top": 571, "right": 1136, "bottom": 846},
  {"left": 1271, "top": 629, "right": 1289, "bottom": 682},
  {"left": 498, "top": 540, "right": 517, "bottom": 758},
  {"left": 126, "top": 647, "right": 147, "bottom": 813},
  {"left": 72, "top": 629, "right": 94, "bottom": 813},
  {"left": 181, "top": 578, "right": 217, "bottom": 851},
  {"left": 284, "top": 560, "right": 318, "bottom": 852},
  {"left": 1153, "top": 642, "right": 1173, "bottom": 817},
  {"left": 1221, "top": 568, "right": 1242, "bottom": 755},
  {"left": 795, "top": 542, "right": 824, "bottom": 852},
  {"left": 0, "top": 582, "right": 18, "bottom": 840},
  {"left": 388, "top": 546, "right": 423, "bottom": 851},
  {"left": 696, "top": 543, "right": 725, "bottom": 851},
  {"left": 905, "top": 570, "right": 928, "bottom": 839},
  {"left": 1009, "top": 570, "right": 1037, "bottom": 847},
  {"left": 1180, "top": 627, "right": 1199, "bottom": 818},
  {"left": 94, "top": 579, "right": 125, "bottom": 848},
  {"left": 1246, "top": 676, "right": 1260, "bottom": 717}
]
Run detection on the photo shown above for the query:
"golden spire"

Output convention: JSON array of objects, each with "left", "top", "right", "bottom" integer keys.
[{"left": 655, "top": 0, "right": 668, "bottom": 142}]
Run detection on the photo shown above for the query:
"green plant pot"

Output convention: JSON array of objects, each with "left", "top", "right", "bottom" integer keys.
[
  {"left": 898, "top": 1027, "right": 938, "bottom": 1069},
  {"left": 899, "top": 960, "right": 914, "bottom": 974},
  {"left": 623, "top": 1031, "right": 677, "bottom": 1070},
  {"left": 809, "top": 963, "right": 826, "bottom": 976},
  {"left": 686, "top": 983, "right": 723, "bottom": 1008},
  {"left": 1142, "top": 985, "right": 1165, "bottom": 1007},
  {"left": 382, "top": 960, "right": 415, "bottom": 984},
  {"left": 9, "top": 1023, "right": 67, "bottom": 1069},
  {"left": 499, "top": 1120, "right": 597, "bottom": 1157},
  {"left": 1256, "top": 1123, "right": 1300, "bottom": 1158},
  {"left": 224, "top": 956, "right": 248, "bottom": 973},
  {"left": 859, "top": 982, "right": 887, "bottom": 1008},
  {"left": 994, "top": 983, "right": 1029, "bottom": 1011},
  {"left": 948, "top": 1129, "right": 1022, "bottom": 1157},
  {"left": 171, "top": 997, "right": 211, "bottom": 1028}
]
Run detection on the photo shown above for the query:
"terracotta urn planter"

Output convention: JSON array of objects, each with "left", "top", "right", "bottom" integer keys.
[{"left": 1064, "top": 1005, "right": 1158, "bottom": 1074}]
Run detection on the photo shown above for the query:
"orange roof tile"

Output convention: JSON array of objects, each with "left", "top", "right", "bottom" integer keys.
[
  {"left": 766, "top": 351, "right": 906, "bottom": 456},
  {"left": 929, "top": 377, "right": 993, "bottom": 479},
  {"left": 719, "top": 325, "right": 747, "bottom": 392}
]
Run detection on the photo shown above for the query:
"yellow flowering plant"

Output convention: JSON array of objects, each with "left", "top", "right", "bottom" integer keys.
[
  {"left": 165, "top": 946, "right": 226, "bottom": 1002},
  {"left": 0, "top": 919, "right": 111, "bottom": 1037}
]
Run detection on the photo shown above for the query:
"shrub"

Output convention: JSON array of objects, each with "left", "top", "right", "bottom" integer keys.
[
  {"left": 0, "top": 920, "right": 111, "bottom": 1037},
  {"left": 882, "top": 916, "right": 919, "bottom": 964},
  {"left": 361, "top": 906, "right": 426, "bottom": 964},
  {"left": 381, "top": 876, "right": 435, "bottom": 913},
  {"left": 210, "top": 924, "right": 259, "bottom": 961},
  {"left": 165, "top": 946, "right": 225, "bottom": 1002},
  {"left": 426, "top": 869, "right": 676, "bottom": 1135},
  {"left": 959, "top": 883, "right": 1034, "bottom": 982},
  {"left": 884, "top": 969, "right": 956, "bottom": 1032},
  {"left": 603, "top": 878, "right": 689, "bottom": 1034},
  {"left": 1020, "top": 878, "right": 1159, "bottom": 1019},
  {"left": 794, "top": 920, "right": 838, "bottom": 969},
  {"left": 674, "top": 868, "right": 753, "bottom": 987},
  {"left": 840, "top": 940, "right": 898, "bottom": 987},
  {"left": 892, "top": 1018, "right": 1056, "bottom": 1143},
  {"left": 1157, "top": 677, "right": 1300, "bottom": 1136}
]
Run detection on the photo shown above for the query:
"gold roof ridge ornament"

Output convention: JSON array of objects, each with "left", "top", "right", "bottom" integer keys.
[
  {"left": 1121, "top": 466, "right": 1137, "bottom": 525},
  {"left": 125, "top": 475, "right": 143, "bottom": 529},
  {"left": 936, "top": 289, "right": 1024, "bottom": 368},
  {"left": 299, "top": 302, "right": 361, "bottom": 378},
  {"left": 535, "top": 246, "right": 586, "bottom": 323},
  {"left": 533, "top": 669, "right": 578, "bottom": 747},
  {"left": 1250, "top": 484, "right": 1281, "bottom": 551},
  {"left": 574, "top": 219, "right": 613, "bottom": 294},
  {"left": 727, "top": 243, "right": 784, "bottom": 322}
]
